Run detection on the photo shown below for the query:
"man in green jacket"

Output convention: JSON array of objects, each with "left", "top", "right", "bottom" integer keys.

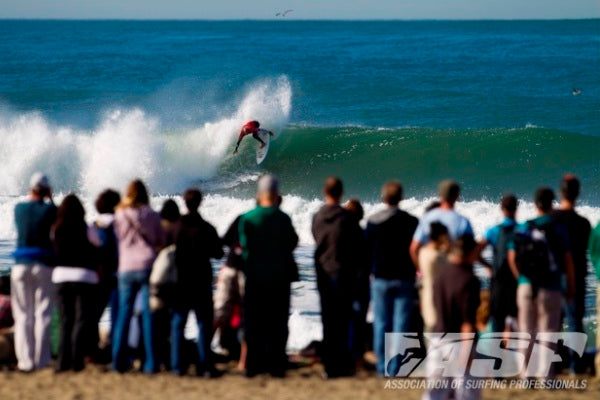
[
  {"left": 239, "top": 174, "right": 298, "bottom": 377},
  {"left": 588, "top": 221, "right": 600, "bottom": 377}
]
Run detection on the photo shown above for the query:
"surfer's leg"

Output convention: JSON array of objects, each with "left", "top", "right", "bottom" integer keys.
[{"left": 252, "top": 132, "right": 266, "bottom": 148}]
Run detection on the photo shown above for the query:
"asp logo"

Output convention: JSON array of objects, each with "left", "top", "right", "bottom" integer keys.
[{"left": 384, "top": 332, "right": 587, "bottom": 378}]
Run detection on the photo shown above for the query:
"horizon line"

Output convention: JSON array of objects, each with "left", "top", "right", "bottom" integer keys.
[{"left": 1, "top": 17, "right": 599, "bottom": 22}]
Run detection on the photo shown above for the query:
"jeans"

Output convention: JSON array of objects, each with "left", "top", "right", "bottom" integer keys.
[
  {"left": 170, "top": 301, "right": 213, "bottom": 375},
  {"left": 112, "top": 270, "right": 155, "bottom": 373},
  {"left": 372, "top": 278, "right": 415, "bottom": 376}
]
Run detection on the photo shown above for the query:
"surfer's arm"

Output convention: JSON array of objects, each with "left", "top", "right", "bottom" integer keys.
[
  {"left": 258, "top": 128, "right": 274, "bottom": 136},
  {"left": 233, "top": 131, "right": 244, "bottom": 154}
]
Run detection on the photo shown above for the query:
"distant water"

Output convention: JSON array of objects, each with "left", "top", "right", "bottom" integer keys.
[{"left": 0, "top": 20, "right": 598, "bottom": 350}]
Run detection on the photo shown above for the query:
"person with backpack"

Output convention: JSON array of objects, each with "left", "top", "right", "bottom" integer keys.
[
  {"left": 88, "top": 189, "right": 121, "bottom": 363},
  {"left": 588, "top": 217, "right": 600, "bottom": 376},
  {"left": 507, "top": 187, "right": 575, "bottom": 377},
  {"left": 478, "top": 194, "right": 519, "bottom": 333}
]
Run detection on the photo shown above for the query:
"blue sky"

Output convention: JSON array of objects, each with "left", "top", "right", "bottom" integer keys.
[{"left": 1, "top": 0, "right": 599, "bottom": 19}]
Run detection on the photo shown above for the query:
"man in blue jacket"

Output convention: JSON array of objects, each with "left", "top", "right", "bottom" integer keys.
[{"left": 11, "top": 173, "right": 57, "bottom": 372}]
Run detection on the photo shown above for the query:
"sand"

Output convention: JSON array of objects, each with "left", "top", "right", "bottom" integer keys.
[{"left": 1, "top": 364, "right": 599, "bottom": 400}]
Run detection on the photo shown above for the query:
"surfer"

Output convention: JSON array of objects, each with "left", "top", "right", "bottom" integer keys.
[{"left": 232, "top": 121, "right": 274, "bottom": 155}]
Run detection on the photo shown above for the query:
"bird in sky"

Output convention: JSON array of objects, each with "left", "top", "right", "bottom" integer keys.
[{"left": 275, "top": 9, "right": 294, "bottom": 17}]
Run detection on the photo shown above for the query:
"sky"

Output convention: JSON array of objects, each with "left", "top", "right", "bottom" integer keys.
[{"left": 0, "top": 0, "right": 599, "bottom": 20}]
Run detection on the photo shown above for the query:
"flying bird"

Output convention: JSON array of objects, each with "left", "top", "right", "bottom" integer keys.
[{"left": 276, "top": 9, "right": 294, "bottom": 17}]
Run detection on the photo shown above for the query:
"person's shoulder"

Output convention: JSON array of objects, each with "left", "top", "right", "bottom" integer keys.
[
  {"left": 400, "top": 209, "right": 418, "bottom": 224},
  {"left": 14, "top": 201, "right": 28, "bottom": 213},
  {"left": 367, "top": 207, "right": 393, "bottom": 225},
  {"left": 137, "top": 206, "right": 161, "bottom": 223},
  {"left": 275, "top": 207, "right": 292, "bottom": 220},
  {"left": 241, "top": 206, "right": 262, "bottom": 223},
  {"left": 41, "top": 201, "right": 57, "bottom": 213},
  {"left": 454, "top": 210, "right": 471, "bottom": 224},
  {"left": 422, "top": 208, "right": 440, "bottom": 220},
  {"left": 485, "top": 224, "right": 499, "bottom": 240},
  {"left": 574, "top": 212, "right": 591, "bottom": 230},
  {"left": 201, "top": 218, "right": 219, "bottom": 235}
]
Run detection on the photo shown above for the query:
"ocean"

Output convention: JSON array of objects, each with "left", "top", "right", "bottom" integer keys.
[{"left": 0, "top": 20, "right": 599, "bottom": 350}]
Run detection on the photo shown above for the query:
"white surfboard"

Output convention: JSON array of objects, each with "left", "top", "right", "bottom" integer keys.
[{"left": 255, "top": 130, "right": 270, "bottom": 165}]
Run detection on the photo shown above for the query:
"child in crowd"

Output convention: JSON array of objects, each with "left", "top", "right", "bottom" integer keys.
[{"left": 418, "top": 222, "right": 450, "bottom": 332}]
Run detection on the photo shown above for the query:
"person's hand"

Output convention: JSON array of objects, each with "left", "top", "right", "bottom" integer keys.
[
  {"left": 46, "top": 188, "right": 54, "bottom": 204},
  {"left": 233, "top": 149, "right": 238, "bottom": 155}
]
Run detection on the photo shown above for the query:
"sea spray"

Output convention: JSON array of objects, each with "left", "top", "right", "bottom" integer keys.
[{"left": 0, "top": 76, "right": 293, "bottom": 197}]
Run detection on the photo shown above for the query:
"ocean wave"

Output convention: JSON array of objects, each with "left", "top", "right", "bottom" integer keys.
[{"left": 0, "top": 75, "right": 292, "bottom": 197}]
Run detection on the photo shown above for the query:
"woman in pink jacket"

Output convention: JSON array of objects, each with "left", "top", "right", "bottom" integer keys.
[{"left": 112, "top": 180, "right": 165, "bottom": 373}]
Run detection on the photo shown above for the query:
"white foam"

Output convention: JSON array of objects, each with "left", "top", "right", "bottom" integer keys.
[
  {"left": 0, "top": 76, "right": 292, "bottom": 198},
  {"left": 2, "top": 193, "right": 600, "bottom": 246},
  {"left": 2, "top": 193, "right": 600, "bottom": 351}
]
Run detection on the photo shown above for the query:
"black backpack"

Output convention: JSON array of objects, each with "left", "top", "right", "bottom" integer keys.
[{"left": 513, "top": 221, "right": 558, "bottom": 290}]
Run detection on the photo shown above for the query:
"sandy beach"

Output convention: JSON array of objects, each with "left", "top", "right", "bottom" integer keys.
[{"left": 1, "top": 363, "right": 599, "bottom": 400}]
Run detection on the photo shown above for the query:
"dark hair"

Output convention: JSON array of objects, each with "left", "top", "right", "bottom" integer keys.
[
  {"left": 534, "top": 187, "right": 555, "bottom": 212},
  {"left": 95, "top": 189, "right": 121, "bottom": 214},
  {"left": 53, "top": 194, "right": 88, "bottom": 245},
  {"left": 252, "top": 120, "right": 260, "bottom": 128},
  {"left": 345, "top": 198, "right": 364, "bottom": 221},
  {"left": 429, "top": 222, "right": 449, "bottom": 242},
  {"left": 121, "top": 179, "right": 149, "bottom": 208},
  {"left": 500, "top": 193, "right": 518, "bottom": 214},
  {"left": 425, "top": 201, "right": 441, "bottom": 213},
  {"left": 160, "top": 199, "right": 180, "bottom": 222},
  {"left": 560, "top": 174, "right": 580, "bottom": 202},
  {"left": 184, "top": 188, "right": 203, "bottom": 212},
  {"left": 381, "top": 181, "right": 403, "bottom": 205},
  {"left": 323, "top": 177, "right": 343, "bottom": 200},
  {"left": 451, "top": 234, "right": 477, "bottom": 260},
  {"left": 56, "top": 194, "right": 86, "bottom": 226}
]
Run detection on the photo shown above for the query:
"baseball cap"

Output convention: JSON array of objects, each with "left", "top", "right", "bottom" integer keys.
[{"left": 29, "top": 172, "right": 50, "bottom": 192}]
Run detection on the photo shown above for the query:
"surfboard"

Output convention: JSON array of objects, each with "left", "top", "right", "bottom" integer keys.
[{"left": 256, "top": 130, "right": 270, "bottom": 165}]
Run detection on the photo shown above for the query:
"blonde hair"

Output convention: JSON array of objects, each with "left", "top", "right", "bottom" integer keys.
[{"left": 118, "top": 179, "right": 150, "bottom": 209}]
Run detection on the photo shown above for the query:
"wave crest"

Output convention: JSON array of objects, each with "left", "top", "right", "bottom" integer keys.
[{"left": 0, "top": 76, "right": 292, "bottom": 197}]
